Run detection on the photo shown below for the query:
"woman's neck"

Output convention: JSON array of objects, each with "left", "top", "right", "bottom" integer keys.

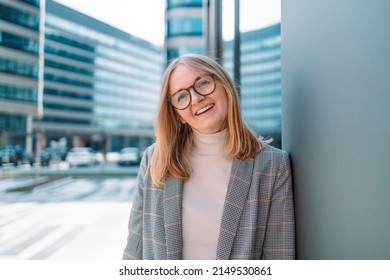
[{"left": 192, "top": 129, "right": 227, "bottom": 155}]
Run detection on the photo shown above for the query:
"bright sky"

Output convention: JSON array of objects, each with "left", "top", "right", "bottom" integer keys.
[
  {"left": 53, "top": 0, "right": 166, "bottom": 45},
  {"left": 223, "top": 0, "right": 281, "bottom": 40},
  {"left": 53, "top": 0, "right": 280, "bottom": 46}
]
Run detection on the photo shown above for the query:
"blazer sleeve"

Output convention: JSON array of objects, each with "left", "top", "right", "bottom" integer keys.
[
  {"left": 122, "top": 148, "right": 149, "bottom": 260},
  {"left": 263, "top": 151, "right": 295, "bottom": 259}
]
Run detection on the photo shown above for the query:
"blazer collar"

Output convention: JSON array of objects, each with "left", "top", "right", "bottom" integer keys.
[{"left": 162, "top": 158, "right": 254, "bottom": 260}]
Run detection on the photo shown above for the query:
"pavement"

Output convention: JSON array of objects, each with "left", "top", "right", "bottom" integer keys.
[{"left": 0, "top": 176, "right": 136, "bottom": 260}]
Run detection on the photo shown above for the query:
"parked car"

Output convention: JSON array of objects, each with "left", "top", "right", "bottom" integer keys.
[
  {"left": 50, "top": 146, "right": 69, "bottom": 161},
  {"left": 0, "top": 145, "right": 30, "bottom": 166},
  {"left": 66, "top": 147, "right": 97, "bottom": 167},
  {"left": 30, "top": 148, "right": 53, "bottom": 166},
  {"left": 117, "top": 147, "right": 140, "bottom": 166}
]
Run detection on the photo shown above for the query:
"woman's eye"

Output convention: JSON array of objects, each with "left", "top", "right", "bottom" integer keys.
[
  {"left": 176, "top": 92, "right": 188, "bottom": 102},
  {"left": 198, "top": 80, "right": 209, "bottom": 87}
]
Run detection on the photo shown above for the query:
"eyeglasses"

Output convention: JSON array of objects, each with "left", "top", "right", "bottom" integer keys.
[{"left": 167, "top": 73, "right": 216, "bottom": 110}]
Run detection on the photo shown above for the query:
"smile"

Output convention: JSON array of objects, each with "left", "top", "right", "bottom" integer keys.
[{"left": 195, "top": 104, "right": 214, "bottom": 116}]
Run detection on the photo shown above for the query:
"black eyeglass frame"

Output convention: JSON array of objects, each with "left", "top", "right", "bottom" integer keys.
[{"left": 167, "top": 73, "right": 217, "bottom": 110}]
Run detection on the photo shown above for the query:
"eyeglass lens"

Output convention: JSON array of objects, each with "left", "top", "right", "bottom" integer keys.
[{"left": 170, "top": 75, "right": 215, "bottom": 110}]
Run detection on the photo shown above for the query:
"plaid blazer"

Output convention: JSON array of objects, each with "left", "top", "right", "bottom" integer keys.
[{"left": 122, "top": 143, "right": 295, "bottom": 260}]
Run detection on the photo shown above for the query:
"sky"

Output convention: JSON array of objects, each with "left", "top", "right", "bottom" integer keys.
[{"left": 53, "top": 0, "right": 280, "bottom": 46}]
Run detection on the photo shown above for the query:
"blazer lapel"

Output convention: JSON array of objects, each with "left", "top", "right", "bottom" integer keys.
[
  {"left": 216, "top": 158, "right": 254, "bottom": 260},
  {"left": 163, "top": 176, "right": 184, "bottom": 260}
]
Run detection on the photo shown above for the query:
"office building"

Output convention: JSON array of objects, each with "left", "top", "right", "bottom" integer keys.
[
  {"left": 0, "top": 0, "right": 163, "bottom": 154},
  {"left": 0, "top": 0, "right": 42, "bottom": 152},
  {"left": 42, "top": 0, "right": 163, "bottom": 152},
  {"left": 166, "top": 0, "right": 205, "bottom": 62}
]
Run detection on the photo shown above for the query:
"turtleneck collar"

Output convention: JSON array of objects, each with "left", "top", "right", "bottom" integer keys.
[{"left": 192, "top": 128, "right": 227, "bottom": 155}]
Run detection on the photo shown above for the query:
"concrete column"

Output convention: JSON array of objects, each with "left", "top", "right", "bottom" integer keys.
[
  {"left": 282, "top": 0, "right": 390, "bottom": 259},
  {"left": 205, "top": 0, "right": 223, "bottom": 62},
  {"left": 25, "top": 114, "right": 33, "bottom": 154},
  {"left": 105, "top": 134, "right": 112, "bottom": 153}
]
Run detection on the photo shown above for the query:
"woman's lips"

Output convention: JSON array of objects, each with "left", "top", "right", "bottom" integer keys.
[{"left": 195, "top": 104, "right": 214, "bottom": 116}]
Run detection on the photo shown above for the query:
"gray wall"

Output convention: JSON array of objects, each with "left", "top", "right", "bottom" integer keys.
[{"left": 282, "top": 0, "right": 390, "bottom": 259}]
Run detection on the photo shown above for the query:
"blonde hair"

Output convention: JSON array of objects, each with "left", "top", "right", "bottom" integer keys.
[{"left": 149, "top": 54, "right": 270, "bottom": 186}]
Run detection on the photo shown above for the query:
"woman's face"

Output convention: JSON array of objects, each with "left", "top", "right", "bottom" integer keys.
[{"left": 168, "top": 64, "right": 228, "bottom": 134}]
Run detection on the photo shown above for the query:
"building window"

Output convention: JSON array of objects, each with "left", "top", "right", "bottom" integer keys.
[
  {"left": 44, "top": 45, "right": 94, "bottom": 64},
  {"left": 15, "top": 0, "right": 40, "bottom": 8},
  {"left": 44, "top": 73, "right": 93, "bottom": 88},
  {"left": 0, "top": 114, "right": 27, "bottom": 133},
  {"left": 167, "top": 0, "right": 203, "bottom": 9},
  {"left": 167, "top": 18, "right": 203, "bottom": 37},
  {"left": 0, "top": 3, "right": 40, "bottom": 30},
  {"left": 0, "top": 86, "right": 37, "bottom": 103},
  {"left": 44, "top": 88, "right": 93, "bottom": 101},
  {"left": 0, "top": 32, "right": 39, "bottom": 54},
  {"left": 0, "top": 58, "right": 38, "bottom": 78},
  {"left": 45, "top": 33, "right": 95, "bottom": 52},
  {"left": 44, "top": 59, "right": 94, "bottom": 76}
]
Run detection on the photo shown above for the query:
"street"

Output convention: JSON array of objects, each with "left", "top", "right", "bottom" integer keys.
[
  {"left": 0, "top": 176, "right": 137, "bottom": 260},
  {"left": 0, "top": 161, "right": 140, "bottom": 177}
]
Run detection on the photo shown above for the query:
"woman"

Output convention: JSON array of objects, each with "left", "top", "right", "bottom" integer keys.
[{"left": 123, "top": 54, "right": 295, "bottom": 260}]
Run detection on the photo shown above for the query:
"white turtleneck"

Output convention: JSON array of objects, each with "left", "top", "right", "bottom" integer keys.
[{"left": 182, "top": 129, "right": 233, "bottom": 260}]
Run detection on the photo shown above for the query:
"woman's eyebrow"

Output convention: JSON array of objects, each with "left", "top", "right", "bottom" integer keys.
[{"left": 172, "top": 74, "right": 206, "bottom": 94}]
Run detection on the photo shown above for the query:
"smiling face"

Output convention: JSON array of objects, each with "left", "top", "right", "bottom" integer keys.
[{"left": 168, "top": 64, "right": 229, "bottom": 134}]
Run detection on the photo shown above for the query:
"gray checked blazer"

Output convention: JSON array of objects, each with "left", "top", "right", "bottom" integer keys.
[{"left": 122, "top": 143, "right": 295, "bottom": 260}]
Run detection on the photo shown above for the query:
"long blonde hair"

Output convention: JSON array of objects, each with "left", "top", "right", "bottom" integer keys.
[{"left": 149, "top": 54, "right": 270, "bottom": 186}]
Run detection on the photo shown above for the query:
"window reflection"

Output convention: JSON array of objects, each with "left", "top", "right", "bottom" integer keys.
[
  {"left": 222, "top": 0, "right": 281, "bottom": 145},
  {"left": 0, "top": 3, "right": 39, "bottom": 30}
]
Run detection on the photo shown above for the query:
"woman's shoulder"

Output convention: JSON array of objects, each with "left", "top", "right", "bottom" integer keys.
[
  {"left": 144, "top": 143, "right": 156, "bottom": 157},
  {"left": 255, "top": 143, "right": 289, "bottom": 165},
  {"left": 260, "top": 143, "right": 288, "bottom": 155},
  {"left": 140, "top": 143, "right": 156, "bottom": 167}
]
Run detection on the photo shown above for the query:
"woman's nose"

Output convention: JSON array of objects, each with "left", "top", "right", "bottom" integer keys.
[{"left": 190, "top": 88, "right": 205, "bottom": 104}]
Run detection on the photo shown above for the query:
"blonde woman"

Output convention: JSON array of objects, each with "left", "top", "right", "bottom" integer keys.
[{"left": 123, "top": 54, "right": 295, "bottom": 260}]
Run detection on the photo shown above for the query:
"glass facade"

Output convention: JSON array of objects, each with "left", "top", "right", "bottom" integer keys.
[
  {"left": 0, "top": 32, "right": 39, "bottom": 54},
  {"left": 224, "top": 24, "right": 282, "bottom": 147},
  {"left": 0, "top": 0, "right": 41, "bottom": 151},
  {"left": 0, "top": 114, "right": 27, "bottom": 147},
  {"left": 166, "top": 0, "right": 205, "bottom": 62},
  {"left": 42, "top": 0, "right": 163, "bottom": 151},
  {"left": 1, "top": 0, "right": 163, "bottom": 153},
  {"left": 0, "top": 3, "right": 39, "bottom": 30},
  {"left": 15, "top": 0, "right": 40, "bottom": 8},
  {"left": 167, "top": 18, "right": 203, "bottom": 37},
  {"left": 0, "top": 57, "right": 38, "bottom": 78},
  {"left": 0, "top": 85, "right": 38, "bottom": 103},
  {"left": 167, "top": 0, "right": 203, "bottom": 9}
]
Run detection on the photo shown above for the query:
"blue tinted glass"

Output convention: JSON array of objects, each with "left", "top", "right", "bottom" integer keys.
[
  {"left": 0, "top": 86, "right": 37, "bottom": 103},
  {"left": 0, "top": 4, "right": 39, "bottom": 30},
  {"left": 167, "top": 18, "right": 203, "bottom": 36},
  {"left": 0, "top": 58, "right": 38, "bottom": 78},
  {"left": 0, "top": 32, "right": 39, "bottom": 54},
  {"left": 15, "top": 0, "right": 39, "bottom": 8},
  {"left": 167, "top": 0, "right": 203, "bottom": 9}
]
